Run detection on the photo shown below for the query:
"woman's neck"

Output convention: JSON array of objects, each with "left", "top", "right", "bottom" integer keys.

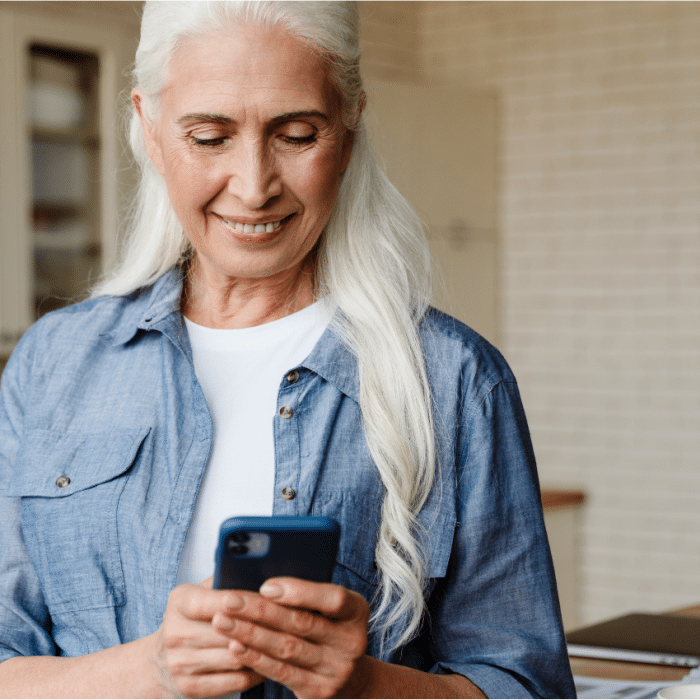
[{"left": 181, "top": 254, "right": 316, "bottom": 329}]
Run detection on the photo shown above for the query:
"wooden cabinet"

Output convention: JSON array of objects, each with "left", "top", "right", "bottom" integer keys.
[
  {"left": 30, "top": 45, "right": 102, "bottom": 318},
  {"left": 0, "top": 3, "right": 139, "bottom": 358},
  {"left": 543, "top": 489, "right": 586, "bottom": 630}
]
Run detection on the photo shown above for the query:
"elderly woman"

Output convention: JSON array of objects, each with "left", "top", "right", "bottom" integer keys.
[{"left": 0, "top": 2, "right": 575, "bottom": 698}]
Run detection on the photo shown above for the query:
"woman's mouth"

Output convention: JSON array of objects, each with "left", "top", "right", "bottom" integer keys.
[
  {"left": 219, "top": 213, "right": 295, "bottom": 235},
  {"left": 223, "top": 218, "right": 279, "bottom": 233},
  {"left": 219, "top": 214, "right": 294, "bottom": 243}
]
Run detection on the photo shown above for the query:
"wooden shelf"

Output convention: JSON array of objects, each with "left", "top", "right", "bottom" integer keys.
[
  {"left": 33, "top": 202, "right": 86, "bottom": 217},
  {"left": 35, "top": 233, "right": 99, "bottom": 253},
  {"left": 542, "top": 488, "right": 586, "bottom": 510}
]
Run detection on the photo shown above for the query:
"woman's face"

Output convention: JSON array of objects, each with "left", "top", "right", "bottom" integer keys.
[{"left": 134, "top": 23, "right": 354, "bottom": 288}]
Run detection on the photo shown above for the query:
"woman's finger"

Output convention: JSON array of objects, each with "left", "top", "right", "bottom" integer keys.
[
  {"left": 227, "top": 642, "right": 349, "bottom": 700},
  {"left": 212, "top": 613, "right": 324, "bottom": 669},
  {"left": 165, "top": 644, "right": 248, "bottom": 676},
  {"left": 215, "top": 590, "right": 336, "bottom": 644},
  {"left": 211, "top": 583, "right": 369, "bottom": 656},
  {"left": 259, "top": 578, "right": 369, "bottom": 623},
  {"left": 170, "top": 668, "right": 264, "bottom": 699},
  {"left": 161, "top": 614, "right": 233, "bottom": 651},
  {"left": 169, "top": 583, "right": 244, "bottom": 622}
]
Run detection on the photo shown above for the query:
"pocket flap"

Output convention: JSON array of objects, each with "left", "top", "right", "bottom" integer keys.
[
  {"left": 8, "top": 427, "right": 150, "bottom": 498},
  {"left": 313, "top": 489, "right": 456, "bottom": 584},
  {"left": 312, "top": 492, "right": 380, "bottom": 583}
]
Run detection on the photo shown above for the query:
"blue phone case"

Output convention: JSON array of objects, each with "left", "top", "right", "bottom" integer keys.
[{"left": 213, "top": 516, "right": 341, "bottom": 591}]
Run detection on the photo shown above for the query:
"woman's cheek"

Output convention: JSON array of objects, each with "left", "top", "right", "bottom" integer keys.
[{"left": 166, "top": 156, "right": 219, "bottom": 222}]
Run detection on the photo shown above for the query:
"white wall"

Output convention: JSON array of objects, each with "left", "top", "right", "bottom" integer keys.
[
  {"left": 359, "top": 2, "right": 421, "bottom": 82},
  {"left": 422, "top": 1, "right": 700, "bottom": 625}
]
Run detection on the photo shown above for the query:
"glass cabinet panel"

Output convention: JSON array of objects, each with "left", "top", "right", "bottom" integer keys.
[
  {"left": 29, "top": 45, "right": 101, "bottom": 318},
  {"left": 0, "top": 4, "right": 137, "bottom": 361}
]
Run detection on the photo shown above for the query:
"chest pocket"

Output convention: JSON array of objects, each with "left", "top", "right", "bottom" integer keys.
[
  {"left": 311, "top": 492, "right": 381, "bottom": 600},
  {"left": 7, "top": 427, "right": 149, "bottom": 613},
  {"left": 311, "top": 488, "right": 456, "bottom": 607}
]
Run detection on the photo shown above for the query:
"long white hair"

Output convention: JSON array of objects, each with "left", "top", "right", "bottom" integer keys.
[{"left": 95, "top": 1, "right": 436, "bottom": 652}]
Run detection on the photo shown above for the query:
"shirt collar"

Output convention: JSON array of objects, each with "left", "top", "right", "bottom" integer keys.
[
  {"left": 302, "top": 319, "right": 360, "bottom": 404},
  {"left": 101, "top": 266, "right": 184, "bottom": 347},
  {"left": 103, "top": 266, "right": 361, "bottom": 403}
]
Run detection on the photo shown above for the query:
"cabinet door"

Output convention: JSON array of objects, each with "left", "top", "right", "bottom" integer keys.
[
  {"left": 544, "top": 507, "right": 581, "bottom": 630},
  {"left": 0, "top": 7, "right": 129, "bottom": 355},
  {"left": 364, "top": 79, "right": 499, "bottom": 344}
]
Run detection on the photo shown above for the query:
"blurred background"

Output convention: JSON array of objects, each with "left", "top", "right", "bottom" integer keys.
[{"left": 1, "top": 1, "right": 699, "bottom": 633}]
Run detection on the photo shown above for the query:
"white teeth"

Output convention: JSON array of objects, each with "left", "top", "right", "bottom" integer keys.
[{"left": 223, "top": 217, "right": 285, "bottom": 233}]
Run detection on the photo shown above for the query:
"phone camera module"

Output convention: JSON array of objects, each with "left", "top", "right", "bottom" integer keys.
[
  {"left": 230, "top": 531, "right": 250, "bottom": 544},
  {"left": 227, "top": 542, "right": 249, "bottom": 555},
  {"left": 224, "top": 531, "right": 271, "bottom": 557}
]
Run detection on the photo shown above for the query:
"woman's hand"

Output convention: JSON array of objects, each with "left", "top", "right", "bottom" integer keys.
[
  {"left": 153, "top": 579, "right": 265, "bottom": 698},
  {"left": 210, "top": 577, "right": 371, "bottom": 699}
]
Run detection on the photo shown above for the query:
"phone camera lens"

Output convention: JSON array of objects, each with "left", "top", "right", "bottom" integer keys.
[
  {"left": 227, "top": 542, "right": 249, "bottom": 555},
  {"left": 230, "top": 531, "right": 250, "bottom": 543}
]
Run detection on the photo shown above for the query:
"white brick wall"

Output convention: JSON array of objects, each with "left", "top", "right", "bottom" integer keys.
[{"left": 422, "top": 1, "right": 700, "bottom": 625}]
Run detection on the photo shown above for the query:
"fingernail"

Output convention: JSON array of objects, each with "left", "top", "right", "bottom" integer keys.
[
  {"left": 259, "top": 582, "right": 283, "bottom": 598},
  {"left": 224, "top": 593, "right": 244, "bottom": 610},
  {"left": 229, "top": 639, "right": 246, "bottom": 653}
]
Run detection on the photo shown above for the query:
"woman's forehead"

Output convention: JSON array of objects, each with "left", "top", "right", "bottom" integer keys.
[{"left": 162, "top": 24, "right": 336, "bottom": 117}]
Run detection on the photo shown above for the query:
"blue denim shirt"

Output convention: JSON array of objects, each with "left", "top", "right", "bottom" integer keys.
[{"left": 0, "top": 268, "right": 575, "bottom": 698}]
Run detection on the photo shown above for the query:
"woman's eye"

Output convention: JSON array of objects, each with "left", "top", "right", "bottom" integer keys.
[
  {"left": 281, "top": 133, "right": 316, "bottom": 146},
  {"left": 190, "top": 136, "right": 227, "bottom": 147}
]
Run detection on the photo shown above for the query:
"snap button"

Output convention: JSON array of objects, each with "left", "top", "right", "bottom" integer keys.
[
  {"left": 281, "top": 487, "right": 296, "bottom": 500},
  {"left": 286, "top": 370, "right": 299, "bottom": 384},
  {"left": 56, "top": 476, "right": 71, "bottom": 488},
  {"left": 279, "top": 406, "right": 294, "bottom": 419}
]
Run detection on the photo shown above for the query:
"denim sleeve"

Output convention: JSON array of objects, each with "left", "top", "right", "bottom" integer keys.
[
  {"left": 430, "top": 380, "right": 575, "bottom": 699},
  {"left": 0, "top": 337, "right": 57, "bottom": 662}
]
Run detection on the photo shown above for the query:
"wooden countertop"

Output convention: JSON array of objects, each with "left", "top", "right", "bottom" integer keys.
[{"left": 569, "top": 605, "right": 700, "bottom": 682}]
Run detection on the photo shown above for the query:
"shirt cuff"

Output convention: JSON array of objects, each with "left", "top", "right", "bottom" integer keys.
[{"left": 433, "top": 660, "right": 539, "bottom": 699}]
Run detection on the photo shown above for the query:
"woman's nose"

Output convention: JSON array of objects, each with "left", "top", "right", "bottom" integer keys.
[{"left": 226, "top": 141, "right": 282, "bottom": 209}]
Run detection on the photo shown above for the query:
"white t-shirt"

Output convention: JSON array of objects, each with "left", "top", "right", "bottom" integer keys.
[{"left": 175, "top": 301, "right": 333, "bottom": 585}]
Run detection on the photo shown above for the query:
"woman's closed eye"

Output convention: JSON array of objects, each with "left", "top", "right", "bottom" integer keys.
[
  {"left": 280, "top": 133, "right": 316, "bottom": 147},
  {"left": 188, "top": 133, "right": 316, "bottom": 149},
  {"left": 277, "top": 120, "right": 318, "bottom": 148},
  {"left": 190, "top": 135, "right": 228, "bottom": 147}
]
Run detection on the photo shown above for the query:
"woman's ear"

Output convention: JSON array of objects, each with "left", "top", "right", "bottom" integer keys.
[
  {"left": 340, "top": 91, "right": 366, "bottom": 174},
  {"left": 340, "top": 129, "right": 354, "bottom": 174},
  {"left": 357, "top": 90, "right": 367, "bottom": 122},
  {"left": 131, "top": 88, "right": 165, "bottom": 175}
]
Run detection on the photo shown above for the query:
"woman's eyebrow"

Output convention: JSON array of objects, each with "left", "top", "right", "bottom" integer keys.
[
  {"left": 176, "top": 110, "right": 330, "bottom": 125},
  {"left": 176, "top": 113, "right": 234, "bottom": 125},
  {"left": 270, "top": 110, "right": 330, "bottom": 125}
]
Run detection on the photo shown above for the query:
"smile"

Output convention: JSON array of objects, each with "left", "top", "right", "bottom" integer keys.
[{"left": 220, "top": 216, "right": 286, "bottom": 234}]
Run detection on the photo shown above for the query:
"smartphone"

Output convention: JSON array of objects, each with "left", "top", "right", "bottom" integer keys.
[{"left": 213, "top": 516, "right": 341, "bottom": 591}]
